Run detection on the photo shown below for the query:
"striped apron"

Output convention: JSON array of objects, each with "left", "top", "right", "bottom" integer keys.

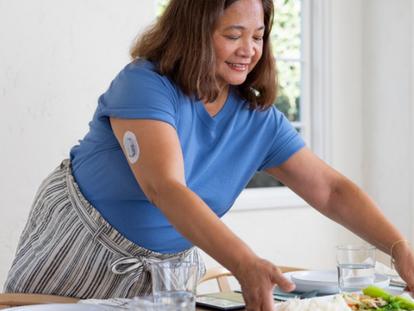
[{"left": 3, "top": 159, "right": 205, "bottom": 299}]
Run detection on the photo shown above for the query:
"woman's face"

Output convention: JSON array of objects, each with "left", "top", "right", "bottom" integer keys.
[{"left": 212, "top": 0, "right": 265, "bottom": 88}]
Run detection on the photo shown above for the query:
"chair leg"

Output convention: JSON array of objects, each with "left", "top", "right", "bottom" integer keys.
[{"left": 217, "top": 276, "right": 232, "bottom": 292}]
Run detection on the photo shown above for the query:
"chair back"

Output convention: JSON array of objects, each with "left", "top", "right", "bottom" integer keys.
[{"left": 198, "top": 265, "right": 305, "bottom": 293}]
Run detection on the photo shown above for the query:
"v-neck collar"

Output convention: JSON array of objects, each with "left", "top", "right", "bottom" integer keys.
[{"left": 195, "top": 87, "right": 237, "bottom": 129}]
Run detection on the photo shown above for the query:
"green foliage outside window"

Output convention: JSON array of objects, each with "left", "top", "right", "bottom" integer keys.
[
  {"left": 157, "top": 0, "right": 169, "bottom": 16},
  {"left": 273, "top": 0, "right": 301, "bottom": 122}
]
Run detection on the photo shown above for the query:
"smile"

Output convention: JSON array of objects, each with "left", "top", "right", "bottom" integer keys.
[{"left": 226, "top": 62, "right": 249, "bottom": 72}]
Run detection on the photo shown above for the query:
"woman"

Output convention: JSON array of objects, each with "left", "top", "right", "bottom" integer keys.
[{"left": 4, "top": 0, "right": 414, "bottom": 310}]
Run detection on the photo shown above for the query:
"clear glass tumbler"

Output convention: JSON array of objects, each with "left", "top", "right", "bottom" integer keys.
[
  {"left": 127, "top": 295, "right": 193, "bottom": 311},
  {"left": 336, "top": 244, "right": 376, "bottom": 292},
  {"left": 150, "top": 259, "right": 198, "bottom": 311}
]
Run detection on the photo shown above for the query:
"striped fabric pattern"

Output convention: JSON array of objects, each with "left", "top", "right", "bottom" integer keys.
[{"left": 3, "top": 159, "right": 205, "bottom": 299}]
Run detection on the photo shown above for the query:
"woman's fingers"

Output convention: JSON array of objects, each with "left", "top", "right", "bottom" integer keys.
[
  {"left": 236, "top": 258, "right": 297, "bottom": 311},
  {"left": 261, "top": 290, "right": 277, "bottom": 311},
  {"left": 271, "top": 269, "right": 296, "bottom": 292},
  {"left": 242, "top": 288, "right": 275, "bottom": 311}
]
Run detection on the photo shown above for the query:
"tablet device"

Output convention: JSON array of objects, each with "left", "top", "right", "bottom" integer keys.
[{"left": 196, "top": 292, "right": 245, "bottom": 310}]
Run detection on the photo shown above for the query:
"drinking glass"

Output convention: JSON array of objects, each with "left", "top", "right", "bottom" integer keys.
[
  {"left": 127, "top": 295, "right": 193, "bottom": 311},
  {"left": 150, "top": 259, "right": 198, "bottom": 311},
  {"left": 336, "top": 244, "right": 376, "bottom": 292}
]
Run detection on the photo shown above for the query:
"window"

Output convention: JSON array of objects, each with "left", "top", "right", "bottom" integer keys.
[
  {"left": 247, "top": 0, "right": 303, "bottom": 188},
  {"left": 154, "top": 0, "right": 332, "bottom": 210},
  {"left": 239, "top": 0, "right": 333, "bottom": 211},
  {"left": 240, "top": 0, "right": 332, "bottom": 211}
]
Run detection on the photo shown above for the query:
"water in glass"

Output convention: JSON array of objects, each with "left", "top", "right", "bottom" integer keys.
[
  {"left": 337, "top": 263, "right": 375, "bottom": 292},
  {"left": 153, "top": 290, "right": 195, "bottom": 311},
  {"left": 336, "top": 244, "right": 376, "bottom": 292}
]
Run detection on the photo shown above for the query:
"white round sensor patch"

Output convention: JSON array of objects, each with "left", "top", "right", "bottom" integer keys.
[{"left": 123, "top": 131, "right": 140, "bottom": 164}]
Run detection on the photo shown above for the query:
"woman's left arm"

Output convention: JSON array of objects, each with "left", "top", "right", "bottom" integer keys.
[{"left": 265, "top": 147, "right": 414, "bottom": 291}]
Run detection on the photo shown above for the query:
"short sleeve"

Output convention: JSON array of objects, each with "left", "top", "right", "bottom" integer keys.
[
  {"left": 258, "top": 107, "right": 305, "bottom": 170},
  {"left": 96, "top": 60, "right": 178, "bottom": 129}
]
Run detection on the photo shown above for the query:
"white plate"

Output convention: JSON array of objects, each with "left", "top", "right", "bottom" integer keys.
[{"left": 285, "top": 270, "right": 390, "bottom": 294}]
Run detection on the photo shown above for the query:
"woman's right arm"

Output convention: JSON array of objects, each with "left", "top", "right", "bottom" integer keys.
[{"left": 110, "top": 117, "right": 294, "bottom": 311}]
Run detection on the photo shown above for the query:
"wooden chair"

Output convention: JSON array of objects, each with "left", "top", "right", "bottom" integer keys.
[
  {"left": 199, "top": 266, "right": 233, "bottom": 292},
  {"left": 198, "top": 265, "right": 304, "bottom": 293},
  {"left": 279, "top": 265, "right": 305, "bottom": 273},
  {"left": 0, "top": 293, "right": 79, "bottom": 309}
]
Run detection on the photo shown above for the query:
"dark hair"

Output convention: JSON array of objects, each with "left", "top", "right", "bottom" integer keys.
[{"left": 130, "top": 0, "right": 276, "bottom": 110}]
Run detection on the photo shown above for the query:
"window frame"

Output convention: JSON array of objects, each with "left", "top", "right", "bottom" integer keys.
[{"left": 232, "top": 0, "right": 333, "bottom": 212}]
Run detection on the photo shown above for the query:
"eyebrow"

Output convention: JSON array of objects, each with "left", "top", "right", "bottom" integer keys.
[{"left": 223, "top": 25, "right": 265, "bottom": 31}]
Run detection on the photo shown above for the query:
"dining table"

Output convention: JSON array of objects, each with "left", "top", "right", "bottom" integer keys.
[
  {"left": 0, "top": 266, "right": 408, "bottom": 311},
  {"left": 1, "top": 288, "right": 411, "bottom": 311},
  {"left": 0, "top": 293, "right": 235, "bottom": 310}
]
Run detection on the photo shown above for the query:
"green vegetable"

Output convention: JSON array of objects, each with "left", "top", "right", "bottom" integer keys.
[
  {"left": 396, "top": 296, "right": 414, "bottom": 310},
  {"left": 363, "top": 285, "right": 414, "bottom": 310},
  {"left": 363, "top": 286, "right": 392, "bottom": 301}
]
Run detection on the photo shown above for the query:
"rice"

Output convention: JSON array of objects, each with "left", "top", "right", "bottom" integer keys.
[{"left": 276, "top": 295, "right": 352, "bottom": 311}]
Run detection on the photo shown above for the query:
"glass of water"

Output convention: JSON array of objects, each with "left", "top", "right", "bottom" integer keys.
[
  {"left": 127, "top": 294, "right": 194, "bottom": 311},
  {"left": 336, "top": 244, "right": 376, "bottom": 292},
  {"left": 150, "top": 259, "right": 198, "bottom": 311}
]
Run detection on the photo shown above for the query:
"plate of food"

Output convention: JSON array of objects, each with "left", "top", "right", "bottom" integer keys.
[
  {"left": 275, "top": 286, "right": 414, "bottom": 311},
  {"left": 276, "top": 294, "right": 351, "bottom": 311}
]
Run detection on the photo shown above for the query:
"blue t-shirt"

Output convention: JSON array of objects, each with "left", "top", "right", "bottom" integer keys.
[{"left": 70, "top": 59, "right": 305, "bottom": 253}]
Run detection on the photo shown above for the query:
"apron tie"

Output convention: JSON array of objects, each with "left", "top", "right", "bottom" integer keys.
[
  {"left": 110, "top": 249, "right": 195, "bottom": 275},
  {"left": 111, "top": 256, "right": 153, "bottom": 275}
]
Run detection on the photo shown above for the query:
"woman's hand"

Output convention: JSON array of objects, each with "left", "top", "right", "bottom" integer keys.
[
  {"left": 392, "top": 242, "right": 414, "bottom": 294},
  {"left": 234, "top": 256, "right": 295, "bottom": 311}
]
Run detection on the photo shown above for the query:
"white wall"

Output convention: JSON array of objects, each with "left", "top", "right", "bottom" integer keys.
[
  {"left": 0, "top": 0, "right": 413, "bottom": 293},
  {"left": 412, "top": 2, "right": 414, "bottom": 244},
  {"left": 362, "top": 0, "right": 413, "bottom": 240},
  {"left": 0, "top": 0, "right": 155, "bottom": 287}
]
